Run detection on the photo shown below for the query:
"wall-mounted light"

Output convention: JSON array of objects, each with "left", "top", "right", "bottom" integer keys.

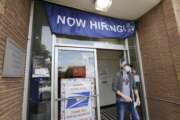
[{"left": 95, "top": 0, "right": 112, "bottom": 12}]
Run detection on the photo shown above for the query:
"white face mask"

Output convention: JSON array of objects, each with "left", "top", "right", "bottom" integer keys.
[{"left": 124, "top": 66, "right": 131, "bottom": 72}]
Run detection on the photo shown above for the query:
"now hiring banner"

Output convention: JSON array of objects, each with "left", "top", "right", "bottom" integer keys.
[{"left": 44, "top": 2, "right": 136, "bottom": 39}]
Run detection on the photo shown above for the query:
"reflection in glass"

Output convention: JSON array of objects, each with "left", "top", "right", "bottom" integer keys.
[
  {"left": 28, "top": 1, "right": 52, "bottom": 120},
  {"left": 56, "top": 36, "right": 125, "bottom": 46},
  {"left": 128, "top": 35, "right": 146, "bottom": 120}
]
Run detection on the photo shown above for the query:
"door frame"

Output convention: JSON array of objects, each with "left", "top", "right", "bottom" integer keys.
[
  {"left": 51, "top": 34, "right": 129, "bottom": 120},
  {"left": 52, "top": 46, "right": 101, "bottom": 120}
]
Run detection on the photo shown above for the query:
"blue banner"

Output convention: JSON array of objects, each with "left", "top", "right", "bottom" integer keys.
[{"left": 44, "top": 2, "right": 136, "bottom": 39}]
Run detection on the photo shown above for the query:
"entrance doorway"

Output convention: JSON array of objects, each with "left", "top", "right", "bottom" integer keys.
[
  {"left": 54, "top": 47, "right": 100, "bottom": 120},
  {"left": 97, "top": 50, "right": 123, "bottom": 120},
  {"left": 51, "top": 36, "right": 147, "bottom": 120},
  {"left": 53, "top": 46, "right": 127, "bottom": 120},
  {"left": 27, "top": 1, "right": 148, "bottom": 119}
]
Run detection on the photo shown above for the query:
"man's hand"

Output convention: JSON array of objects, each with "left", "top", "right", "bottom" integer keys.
[
  {"left": 134, "top": 89, "right": 141, "bottom": 106},
  {"left": 117, "top": 90, "right": 132, "bottom": 102},
  {"left": 136, "top": 97, "right": 141, "bottom": 106},
  {"left": 123, "top": 95, "right": 132, "bottom": 102}
]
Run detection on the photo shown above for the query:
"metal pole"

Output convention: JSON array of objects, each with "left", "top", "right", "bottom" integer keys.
[
  {"left": 22, "top": 1, "right": 34, "bottom": 120},
  {"left": 136, "top": 32, "right": 150, "bottom": 120},
  {"left": 51, "top": 34, "right": 56, "bottom": 120},
  {"left": 125, "top": 38, "right": 131, "bottom": 64},
  {"left": 94, "top": 49, "right": 101, "bottom": 120}
]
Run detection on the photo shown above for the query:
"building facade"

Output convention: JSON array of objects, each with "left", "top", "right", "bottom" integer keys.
[
  {"left": 0, "top": 0, "right": 31, "bottom": 120},
  {"left": 138, "top": 0, "right": 180, "bottom": 119},
  {"left": 0, "top": 0, "right": 179, "bottom": 120}
]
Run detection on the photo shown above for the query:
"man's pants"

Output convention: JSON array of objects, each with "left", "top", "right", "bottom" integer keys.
[{"left": 116, "top": 101, "right": 140, "bottom": 120}]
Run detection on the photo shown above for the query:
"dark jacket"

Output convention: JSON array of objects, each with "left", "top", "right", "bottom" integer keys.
[{"left": 112, "top": 70, "right": 137, "bottom": 101}]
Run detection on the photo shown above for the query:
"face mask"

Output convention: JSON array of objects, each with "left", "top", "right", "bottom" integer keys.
[{"left": 124, "top": 66, "right": 131, "bottom": 72}]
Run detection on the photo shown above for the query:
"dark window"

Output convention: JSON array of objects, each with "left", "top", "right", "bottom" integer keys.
[{"left": 28, "top": 1, "right": 52, "bottom": 120}]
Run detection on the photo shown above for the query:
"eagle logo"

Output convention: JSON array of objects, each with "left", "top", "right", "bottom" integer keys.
[{"left": 66, "top": 92, "right": 90, "bottom": 109}]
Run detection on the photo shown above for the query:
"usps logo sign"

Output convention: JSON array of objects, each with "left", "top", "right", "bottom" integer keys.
[
  {"left": 61, "top": 78, "right": 96, "bottom": 120},
  {"left": 66, "top": 92, "right": 90, "bottom": 109}
]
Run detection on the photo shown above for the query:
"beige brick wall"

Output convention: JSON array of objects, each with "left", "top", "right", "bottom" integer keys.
[
  {"left": 171, "top": 0, "right": 180, "bottom": 88},
  {"left": 138, "top": 0, "right": 180, "bottom": 120},
  {"left": 0, "top": 0, "right": 31, "bottom": 120}
]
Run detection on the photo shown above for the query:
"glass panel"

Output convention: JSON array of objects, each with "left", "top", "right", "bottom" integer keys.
[
  {"left": 57, "top": 49, "right": 97, "bottom": 120},
  {"left": 97, "top": 50, "right": 124, "bottom": 119},
  {"left": 28, "top": 1, "right": 52, "bottom": 120},
  {"left": 128, "top": 36, "right": 136, "bottom": 47},
  {"left": 97, "top": 50, "right": 123, "bottom": 107},
  {"left": 56, "top": 36, "right": 125, "bottom": 46},
  {"left": 128, "top": 35, "right": 147, "bottom": 120}
]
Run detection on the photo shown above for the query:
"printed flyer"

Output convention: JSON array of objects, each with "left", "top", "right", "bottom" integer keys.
[{"left": 61, "top": 78, "right": 96, "bottom": 120}]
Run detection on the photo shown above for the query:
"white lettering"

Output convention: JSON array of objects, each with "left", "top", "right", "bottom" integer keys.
[
  {"left": 123, "top": 25, "right": 127, "bottom": 32},
  {"left": 109, "top": 25, "right": 117, "bottom": 32},
  {"left": 101, "top": 22, "right": 109, "bottom": 31},
  {"left": 97, "top": 22, "right": 101, "bottom": 30},
  {"left": 57, "top": 15, "right": 129, "bottom": 34},
  {"left": 90, "top": 21, "right": 97, "bottom": 30},
  {"left": 67, "top": 17, "right": 76, "bottom": 27},
  {"left": 76, "top": 19, "right": 86, "bottom": 28},
  {"left": 117, "top": 25, "right": 123, "bottom": 32},
  {"left": 57, "top": 15, "right": 66, "bottom": 24}
]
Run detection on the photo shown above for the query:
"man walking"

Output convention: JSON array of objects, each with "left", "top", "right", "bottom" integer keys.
[{"left": 112, "top": 61, "right": 140, "bottom": 120}]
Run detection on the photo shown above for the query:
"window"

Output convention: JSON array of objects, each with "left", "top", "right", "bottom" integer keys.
[{"left": 28, "top": 1, "right": 52, "bottom": 120}]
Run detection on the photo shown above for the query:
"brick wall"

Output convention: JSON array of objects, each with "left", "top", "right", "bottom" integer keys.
[
  {"left": 138, "top": 0, "right": 180, "bottom": 120},
  {"left": 0, "top": 0, "right": 31, "bottom": 120},
  {"left": 171, "top": 0, "right": 180, "bottom": 89}
]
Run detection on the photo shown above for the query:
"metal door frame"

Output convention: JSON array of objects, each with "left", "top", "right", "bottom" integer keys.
[
  {"left": 51, "top": 34, "right": 130, "bottom": 120},
  {"left": 52, "top": 45, "right": 101, "bottom": 120}
]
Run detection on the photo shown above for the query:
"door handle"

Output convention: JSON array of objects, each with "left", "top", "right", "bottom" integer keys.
[{"left": 55, "top": 94, "right": 99, "bottom": 101}]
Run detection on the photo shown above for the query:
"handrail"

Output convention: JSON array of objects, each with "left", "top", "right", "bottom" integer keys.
[
  {"left": 55, "top": 94, "right": 99, "bottom": 101},
  {"left": 148, "top": 97, "right": 180, "bottom": 105}
]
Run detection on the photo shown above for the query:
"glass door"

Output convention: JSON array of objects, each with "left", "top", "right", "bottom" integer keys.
[{"left": 54, "top": 47, "right": 100, "bottom": 120}]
